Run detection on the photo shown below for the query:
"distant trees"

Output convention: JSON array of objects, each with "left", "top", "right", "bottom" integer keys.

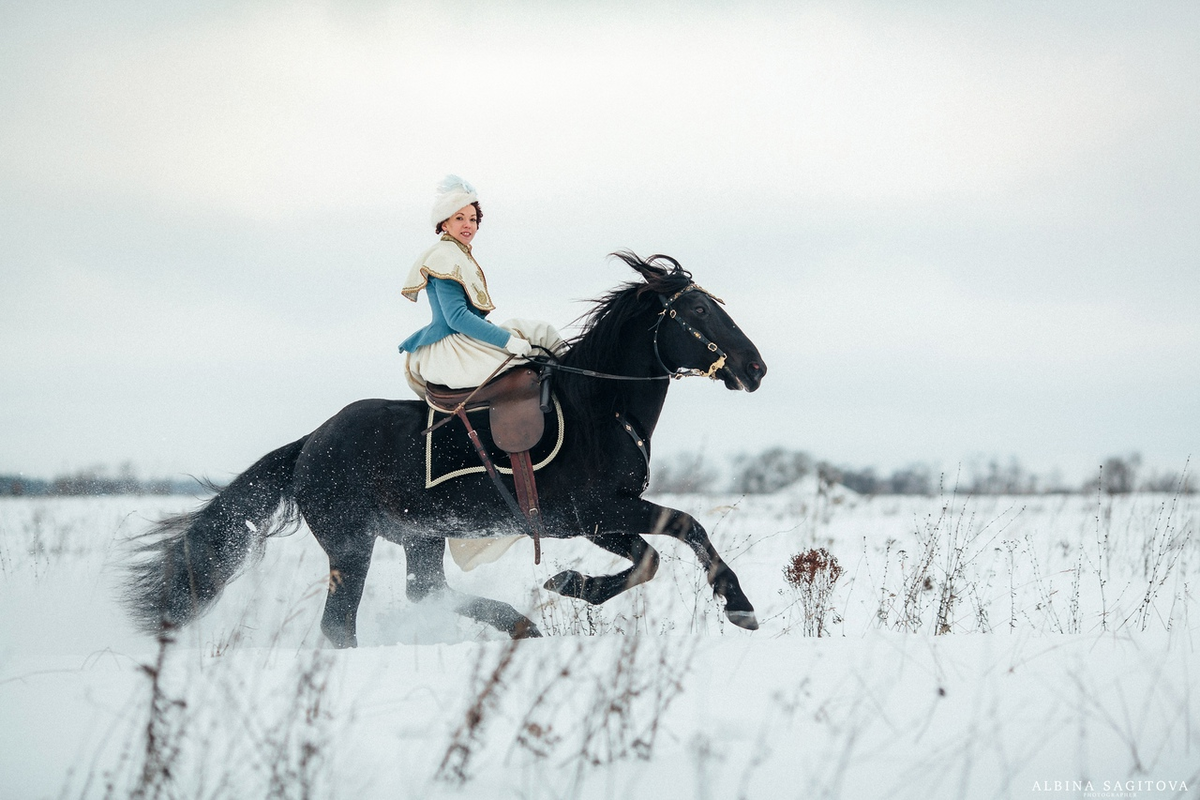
[
  {"left": 814, "top": 463, "right": 936, "bottom": 496},
  {"left": 1140, "top": 468, "right": 1196, "bottom": 494},
  {"left": 647, "top": 450, "right": 720, "bottom": 494},
  {"left": 6, "top": 451, "right": 1193, "bottom": 498},
  {"left": 2, "top": 475, "right": 49, "bottom": 496},
  {"left": 730, "top": 448, "right": 813, "bottom": 494},
  {"left": 1096, "top": 453, "right": 1142, "bottom": 495},
  {"left": 663, "top": 449, "right": 944, "bottom": 496},
  {"left": 818, "top": 463, "right": 876, "bottom": 494},
  {"left": 1086, "top": 452, "right": 1194, "bottom": 495},
  {"left": 886, "top": 464, "right": 936, "bottom": 496},
  {"left": 645, "top": 448, "right": 1194, "bottom": 496},
  {"left": 962, "top": 456, "right": 1042, "bottom": 495},
  {"left": 0, "top": 463, "right": 203, "bottom": 497}
]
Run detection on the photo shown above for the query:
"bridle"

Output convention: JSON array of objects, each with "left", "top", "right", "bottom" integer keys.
[
  {"left": 432, "top": 279, "right": 734, "bottom": 563},
  {"left": 532, "top": 281, "right": 731, "bottom": 383},
  {"left": 651, "top": 283, "right": 729, "bottom": 381}
]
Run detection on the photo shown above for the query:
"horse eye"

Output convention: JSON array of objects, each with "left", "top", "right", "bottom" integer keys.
[{"left": 693, "top": 305, "right": 707, "bottom": 315}]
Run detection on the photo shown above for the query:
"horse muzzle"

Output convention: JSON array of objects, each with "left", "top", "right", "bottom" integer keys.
[{"left": 721, "top": 356, "right": 767, "bottom": 392}]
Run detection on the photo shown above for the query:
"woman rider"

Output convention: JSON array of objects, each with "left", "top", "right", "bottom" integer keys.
[
  {"left": 399, "top": 175, "right": 567, "bottom": 398},
  {"left": 401, "top": 176, "right": 565, "bottom": 569}
]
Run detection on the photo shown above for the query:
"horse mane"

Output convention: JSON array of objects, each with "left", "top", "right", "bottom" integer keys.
[
  {"left": 561, "top": 251, "right": 693, "bottom": 378},
  {"left": 553, "top": 252, "right": 693, "bottom": 467}
]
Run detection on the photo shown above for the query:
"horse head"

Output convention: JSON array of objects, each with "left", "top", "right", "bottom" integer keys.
[{"left": 615, "top": 252, "right": 768, "bottom": 392}]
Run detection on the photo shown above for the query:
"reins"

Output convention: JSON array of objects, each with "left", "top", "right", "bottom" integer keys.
[
  {"left": 532, "top": 282, "right": 730, "bottom": 383},
  {"left": 528, "top": 357, "right": 669, "bottom": 382},
  {"left": 421, "top": 278, "right": 730, "bottom": 567}
]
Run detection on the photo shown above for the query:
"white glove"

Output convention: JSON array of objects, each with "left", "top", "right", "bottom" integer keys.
[{"left": 504, "top": 335, "right": 532, "bottom": 357}]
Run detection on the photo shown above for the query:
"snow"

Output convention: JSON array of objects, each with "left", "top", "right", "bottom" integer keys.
[{"left": 1, "top": 489, "right": 1197, "bottom": 799}]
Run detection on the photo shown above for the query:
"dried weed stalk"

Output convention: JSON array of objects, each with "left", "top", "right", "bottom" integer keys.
[
  {"left": 572, "top": 634, "right": 694, "bottom": 768},
  {"left": 436, "top": 637, "right": 522, "bottom": 785},
  {"left": 264, "top": 650, "right": 334, "bottom": 800},
  {"left": 783, "top": 548, "right": 844, "bottom": 636},
  {"left": 129, "top": 626, "right": 186, "bottom": 800}
]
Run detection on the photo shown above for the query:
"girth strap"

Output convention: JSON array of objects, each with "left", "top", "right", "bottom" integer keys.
[
  {"left": 509, "top": 450, "right": 543, "bottom": 564},
  {"left": 453, "top": 407, "right": 546, "bottom": 565}
]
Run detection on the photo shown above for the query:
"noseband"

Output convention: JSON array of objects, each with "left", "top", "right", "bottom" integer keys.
[{"left": 652, "top": 284, "right": 730, "bottom": 380}]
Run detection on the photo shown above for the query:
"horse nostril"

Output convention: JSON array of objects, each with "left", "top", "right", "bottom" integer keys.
[{"left": 749, "top": 361, "right": 766, "bottom": 378}]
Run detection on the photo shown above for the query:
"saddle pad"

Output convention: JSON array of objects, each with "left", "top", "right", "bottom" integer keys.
[{"left": 425, "top": 396, "right": 565, "bottom": 489}]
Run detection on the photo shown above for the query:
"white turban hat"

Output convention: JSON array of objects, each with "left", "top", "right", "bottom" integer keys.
[{"left": 431, "top": 174, "right": 479, "bottom": 229}]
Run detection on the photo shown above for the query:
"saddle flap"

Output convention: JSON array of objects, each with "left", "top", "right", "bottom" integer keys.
[
  {"left": 426, "top": 368, "right": 545, "bottom": 453},
  {"left": 490, "top": 368, "right": 544, "bottom": 452}
]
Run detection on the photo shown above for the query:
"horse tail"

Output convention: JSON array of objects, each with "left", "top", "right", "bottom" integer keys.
[{"left": 124, "top": 436, "right": 309, "bottom": 635}]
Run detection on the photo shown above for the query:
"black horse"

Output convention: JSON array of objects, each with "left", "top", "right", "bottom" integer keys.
[{"left": 126, "top": 253, "right": 767, "bottom": 646}]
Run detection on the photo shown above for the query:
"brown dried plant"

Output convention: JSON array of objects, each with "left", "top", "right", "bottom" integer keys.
[{"left": 783, "top": 548, "right": 844, "bottom": 636}]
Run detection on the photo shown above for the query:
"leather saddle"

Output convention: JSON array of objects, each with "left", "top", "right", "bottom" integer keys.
[
  {"left": 424, "top": 367, "right": 545, "bottom": 453},
  {"left": 424, "top": 366, "right": 551, "bottom": 563}
]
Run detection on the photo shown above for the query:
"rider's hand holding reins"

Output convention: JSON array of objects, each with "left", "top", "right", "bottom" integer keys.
[{"left": 504, "top": 335, "right": 532, "bottom": 357}]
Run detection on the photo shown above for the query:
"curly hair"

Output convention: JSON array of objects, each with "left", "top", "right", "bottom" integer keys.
[{"left": 434, "top": 201, "right": 483, "bottom": 234}]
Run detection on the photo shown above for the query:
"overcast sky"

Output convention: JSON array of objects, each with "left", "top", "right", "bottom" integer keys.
[{"left": 2, "top": 0, "right": 1197, "bottom": 484}]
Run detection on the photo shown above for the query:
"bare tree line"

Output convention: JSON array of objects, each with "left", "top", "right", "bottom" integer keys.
[
  {"left": 1, "top": 463, "right": 204, "bottom": 497},
  {"left": 650, "top": 448, "right": 1194, "bottom": 496},
  {"left": 2, "top": 451, "right": 1190, "bottom": 498}
]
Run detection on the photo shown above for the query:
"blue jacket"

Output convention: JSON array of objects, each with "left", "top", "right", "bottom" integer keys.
[{"left": 398, "top": 277, "right": 511, "bottom": 353}]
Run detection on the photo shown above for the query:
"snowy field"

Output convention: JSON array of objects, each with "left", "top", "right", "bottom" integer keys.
[{"left": 1, "top": 483, "right": 1197, "bottom": 799}]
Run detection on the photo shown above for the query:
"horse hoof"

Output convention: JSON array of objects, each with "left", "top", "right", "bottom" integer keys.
[
  {"left": 321, "top": 623, "right": 358, "bottom": 648},
  {"left": 726, "top": 609, "right": 759, "bottom": 630},
  {"left": 544, "top": 570, "right": 586, "bottom": 598},
  {"left": 513, "top": 619, "right": 544, "bottom": 639}
]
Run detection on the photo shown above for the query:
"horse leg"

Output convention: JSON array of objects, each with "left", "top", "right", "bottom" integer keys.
[
  {"left": 544, "top": 533, "right": 660, "bottom": 605},
  {"left": 546, "top": 499, "right": 758, "bottom": 630},
  {"left": 315, "top": 529, "right": 375, "bottom": 649},
  {"left": 665, "top": 506, "right": 758, "bottom": 630},
  {"left": 402, "top": 537, "right": 542, "bottom": 639}
]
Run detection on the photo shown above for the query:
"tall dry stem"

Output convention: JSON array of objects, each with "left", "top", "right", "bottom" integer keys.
[{"left": 783, "top": 548, "right": 844, "bottom": 636}]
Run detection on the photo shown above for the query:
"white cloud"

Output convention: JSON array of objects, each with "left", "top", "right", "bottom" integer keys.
[
  {"left": 1, "top": 1, "right": 1196, "bottom": 477},
  {"left": 2, "top": 3, "right": 1185, "bottom": 220}
]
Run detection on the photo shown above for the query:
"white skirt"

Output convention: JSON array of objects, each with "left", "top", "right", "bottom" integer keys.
[
  {"left": 404, "top": 318, "right": 567, "bottom": 397},
  {"left": 408, "top": 318, "right": 567, "bottom": 571}
]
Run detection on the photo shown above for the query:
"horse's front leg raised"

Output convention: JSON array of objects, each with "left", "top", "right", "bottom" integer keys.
[
  {"left": 644, "top": 501, "right": 758, "bottom": 629},
  {"left": 546, "top": 499, "right": 757, "bottom": 630}
]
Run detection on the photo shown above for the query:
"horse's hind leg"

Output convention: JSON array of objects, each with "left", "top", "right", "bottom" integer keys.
[
  {"left": 309, "top": 514, "right": 375, "bottom": 648},
  {"left": 402, "top": 537, "right": 542, "bottom": 639},
  {"left": 544, "top": 533, "right": 660, "bottom": 605}
]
